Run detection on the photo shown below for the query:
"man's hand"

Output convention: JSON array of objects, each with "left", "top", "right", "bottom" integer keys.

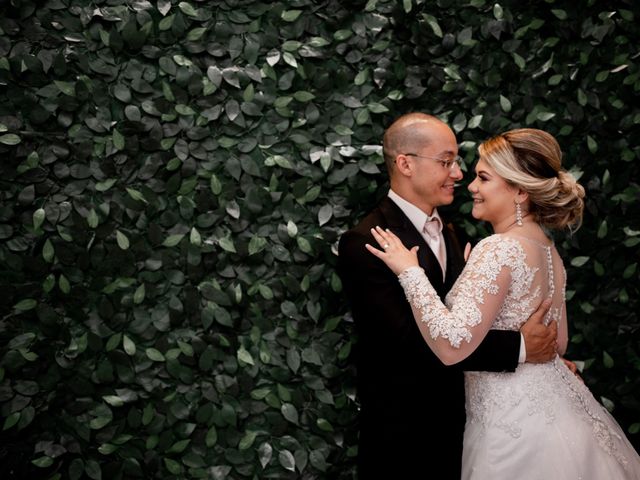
[
  {"left": 521, "top": 299, "right": 557, "bottom": 363},
  {"left": 561, "top": 357, "right": 584, "bottom": 383}
]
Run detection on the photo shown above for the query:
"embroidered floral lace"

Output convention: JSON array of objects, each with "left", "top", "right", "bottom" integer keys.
[{"left": 397, "top": 234, "right": 632, "bottom": 469}]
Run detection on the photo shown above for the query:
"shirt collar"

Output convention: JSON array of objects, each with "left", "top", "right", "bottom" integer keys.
[{"left": 387, "top": 189, "right": 442, "bottom": 234}]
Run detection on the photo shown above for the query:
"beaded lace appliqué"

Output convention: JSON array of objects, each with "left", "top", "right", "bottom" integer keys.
[
  {"left": 439, "top": 235, "right": 633, "bottom": 470},
  {"left": 398, "top": 235, "right": 533, "bottom": 347}
]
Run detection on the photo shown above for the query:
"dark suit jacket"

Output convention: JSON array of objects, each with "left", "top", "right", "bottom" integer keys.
[{"left": 338, "top": 197, "right": 521, "bottom": 479}]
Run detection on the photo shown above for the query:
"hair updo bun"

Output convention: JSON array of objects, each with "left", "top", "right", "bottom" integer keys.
[{"left": 478, "top": 128, "right": 585, "bottom": 231}]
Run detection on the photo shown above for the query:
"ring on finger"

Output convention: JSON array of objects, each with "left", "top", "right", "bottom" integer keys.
[{"left": 383, "top": 243, "right": 390, "bottom": 249}]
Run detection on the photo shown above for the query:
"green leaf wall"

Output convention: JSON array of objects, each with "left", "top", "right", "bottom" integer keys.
[{"left": 0, "top": 0, "right": 638, "bottom": 478}]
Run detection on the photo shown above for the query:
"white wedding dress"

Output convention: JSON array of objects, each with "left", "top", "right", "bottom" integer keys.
[{"left": 398, "top": 234, "right": 640, "bottom": 479}]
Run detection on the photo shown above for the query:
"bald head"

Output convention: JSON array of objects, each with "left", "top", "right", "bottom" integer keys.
[{"left": 383, "top": 113, "right": 448, "bottom": 176}]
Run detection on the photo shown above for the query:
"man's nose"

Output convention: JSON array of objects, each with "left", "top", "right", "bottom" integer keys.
[{"left": 450, "top": 163, "right": 464, "bottom": 181}]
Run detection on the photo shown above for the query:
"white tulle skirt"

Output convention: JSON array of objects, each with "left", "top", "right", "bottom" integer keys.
[{"left": 462, "top": 357, "right": 640, "bottom": 479}]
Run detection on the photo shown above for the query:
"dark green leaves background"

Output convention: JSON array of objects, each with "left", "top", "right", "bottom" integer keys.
[{"left": 0, "top": 0, "right": 638, "bottom": 478}]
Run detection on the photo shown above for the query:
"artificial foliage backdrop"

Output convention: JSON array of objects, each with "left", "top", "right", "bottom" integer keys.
[{"left": 0, "top": 0, "right": 638, "bottom": 478}]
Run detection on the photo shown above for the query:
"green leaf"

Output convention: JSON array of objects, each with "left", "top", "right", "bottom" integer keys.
[
  {"left": 551, "top": 9, "right": 567, "bottom": 20},
  {"left": 87, "top": 209, "right": 99, "bottom": 229},
  {"left": 513, "top": 52, "right": 526, "bottom": 70},
  {"left": 297, "top": 237, "right": 312, "bottom": 253},
  {"left": 205, "top": 425, "right": 218, "bottom": 447},
  {"left": 43, "top": 274, "right": 55, "bottom": 293},
  {"left": 258, "top": 442, "right": 273, "bottom": 468},
  {"left": 187, "top": 27, "right": 206, "bottom": 41},
  {"left": 281, "top": 403, "right": 299, "bottom": 424},
  {"left": 3, "top": 411, "right": 20, "bottom": 430},
  {"left": 85, "top": 459, "right": 101, "bottom": 480},
  {"left": 95, "top": 178, "right": 117, "bottom": 192},
  {"left": 178, "top": 2, "right": 198, "bottom": 17},
  {"left": 281, "top": 10, "right": 302, "bottom": 22},
  {"left": 248, "top": 236, "right": 267, "bottom": 255},
  {"left": 278, "top": 450, "right": 296, "bottom": 472},
  {"left": 536, "top": 112, "right": 555, "bottom": 121},
  {"left": 146, "top": 348, "right": 165, "bottom": 362},
  {"left": 133, "top": 284, "right": 145, "bottom": 304},
  {"left": 126, "top": 187, "right": 148, "bottom": 203},
  {"left": 116, "top": 230, "right": 130, "bottom": 250},
  {"left": 493, "top": 3, "right": 503, "bottom": 19},
  {"left": 89, "top": 415, "right": 111, "bottom": 430},
  {"left": 0, "top": 133, "right": 21, "bottom": 145},
  {"left": 58, "top": 274, "right": 70, "bottom": 294},
  {"left": 163, "top": 234, "right": 185, "bottom": 247},
  {"left": 422, "top": 14, "right": 443, "bottom": 37},
  {"left": 210, "top": 174, "right": 222, "bottom": 195},
  {"left": 164, "top": 458, "right": 182, "bottom": 475},
  {"left": 623, "top": 263, "right": 636, "bottom": 279},
  {"left": 32, "top": 456, "right": 54, "bottom": 468},
  {"left": 293, "top": 91, "right": 315, "bottom": 102},
  {"left": 103, "top": 395, "right": 124, "bottom": 407},
  {"left": 603, "top": 351, "right": 614, "bottom": 368},
  {"left": 499, "top": 95, "right": 511, "bottom": 112},
  {"left": 237, "top": 346, "right": 255, "bottom": 365},
  {"left": 106, "top": 333, "right": 122, "bottom": 352},
  {"left": 218, "top": 236, "right": 236, "bottom": 253},
  {"left": 98, "top": 443, "right": 118, "bottom": 455},
  {"left": 112, "top": 129, "right": 125, "bottom": 150},
  {"left": 571, "top": 256, "right": 589, "bottom": 267},
  {"left": 190, "top": 227, "right": 202, "bottom": 246},
  {"left": 168, "top": 439, "right": 190, "bottom": 453},
  {"left": 367, "top": 102, "right": 389, "bottom": 113},
  {"left": 14, "top": 298, "right": 37, "bottom": 311},
  {"left": 597, "top": 221, "right": 607, "bottom": 239},
  {"left": 238, "top": 430, "right": 258, "bottom": 450},
  {"left": 54, "top": 80, "right": 75, "bottom": 96},
  {"left": 333, "top": 30, "right": 352, "bottom": 41},
  {"left": 123, "top": 335, "right": 136, "bottom": 355},
  {"left": 316, "top": 418, "right": 334, "bottom": 431}
]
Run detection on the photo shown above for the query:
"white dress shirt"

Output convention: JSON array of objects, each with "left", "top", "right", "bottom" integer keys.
[{"left": 387, "top": 189, "right": 447, "bottom": 277}]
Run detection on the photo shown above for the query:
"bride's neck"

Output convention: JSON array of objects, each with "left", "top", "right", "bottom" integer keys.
[{"left": 492, "top": 213, "right": 535, "bottom": 234}]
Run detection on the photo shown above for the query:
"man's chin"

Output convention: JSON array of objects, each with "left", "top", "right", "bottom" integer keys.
[{"left": 440, "top": 194, "right": 455, "bottom": 205}]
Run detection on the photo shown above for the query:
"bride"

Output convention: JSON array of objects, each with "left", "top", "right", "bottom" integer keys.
[{"left": 366, "top": 128, "right": 640, "bottom": 479}]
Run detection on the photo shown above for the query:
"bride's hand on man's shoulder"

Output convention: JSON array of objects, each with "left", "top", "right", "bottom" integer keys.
[{"left": 365, "top": 226, "right": 420, "bottom": 276}]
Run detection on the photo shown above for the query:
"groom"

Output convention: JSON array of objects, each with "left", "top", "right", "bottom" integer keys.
[{"left": 337, "top": 113, "right": 557, "bottom": 478}]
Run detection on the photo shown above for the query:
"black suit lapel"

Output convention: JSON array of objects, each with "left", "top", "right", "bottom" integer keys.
[{"left": 378, "top": 197, "right": 446, "bottom": 295}]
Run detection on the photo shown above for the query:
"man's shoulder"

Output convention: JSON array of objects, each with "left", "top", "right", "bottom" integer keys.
[
  {"left": 339, "top": 210, "right": 378, "bottom": 252},
  {"left": 337, "top": 202, "right": 390, "bottom": 262}
]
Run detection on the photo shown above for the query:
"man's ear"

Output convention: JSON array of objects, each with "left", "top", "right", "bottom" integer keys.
[{"left": 394, "top": 154, "right": 413, "bottom": 176}]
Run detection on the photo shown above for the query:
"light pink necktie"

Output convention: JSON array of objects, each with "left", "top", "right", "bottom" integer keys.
[{"left": 423, "top": 217, "right": 446, "bottom": 279}]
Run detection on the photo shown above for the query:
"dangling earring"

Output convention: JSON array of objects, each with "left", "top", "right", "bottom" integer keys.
[{"left": 515, "top": 202, "right": 523, "bottom": 226}]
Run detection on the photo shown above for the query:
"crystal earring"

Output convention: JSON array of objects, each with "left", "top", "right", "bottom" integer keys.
[{"left": 515, "top": 202, "right": 523, "bottom": 226}]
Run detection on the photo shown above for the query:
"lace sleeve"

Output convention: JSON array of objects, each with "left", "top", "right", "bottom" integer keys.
[{"left": 397, "top": 235, "right": 525, "bottom": 365}]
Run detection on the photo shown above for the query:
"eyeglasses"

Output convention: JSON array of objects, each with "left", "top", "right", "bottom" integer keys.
[{"left": 402, "top": 153, "right": 463, "bottom": 171}]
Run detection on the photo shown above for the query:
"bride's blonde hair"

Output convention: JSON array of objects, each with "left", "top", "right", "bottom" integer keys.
[{"left": 478, "top": 128, "right": 585, "bottom": 230}]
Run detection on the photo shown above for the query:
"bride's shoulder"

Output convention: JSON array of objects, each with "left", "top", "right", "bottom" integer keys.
[
  {"left": 473, "top": 234, "right": 526, "bottom": 257},
  {"left": 476, "top": 233, "right": 522, "bottom": 248}
]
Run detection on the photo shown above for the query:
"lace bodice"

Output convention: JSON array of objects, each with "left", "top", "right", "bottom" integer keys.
[
  {"left": 398, "top": 234, "right": 634, "bottom": 470},
  {"left": 398, "top": 234, "right": 566, "bottom": 364}
]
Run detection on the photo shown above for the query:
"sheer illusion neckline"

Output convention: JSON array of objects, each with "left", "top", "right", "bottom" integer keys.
[{"left": 502, "top": 233, "right": 553, "bottom": 250}]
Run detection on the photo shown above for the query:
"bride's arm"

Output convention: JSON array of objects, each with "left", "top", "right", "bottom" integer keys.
[{"left": 366, "top": 227, "right": 513, "bottom": 365}]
